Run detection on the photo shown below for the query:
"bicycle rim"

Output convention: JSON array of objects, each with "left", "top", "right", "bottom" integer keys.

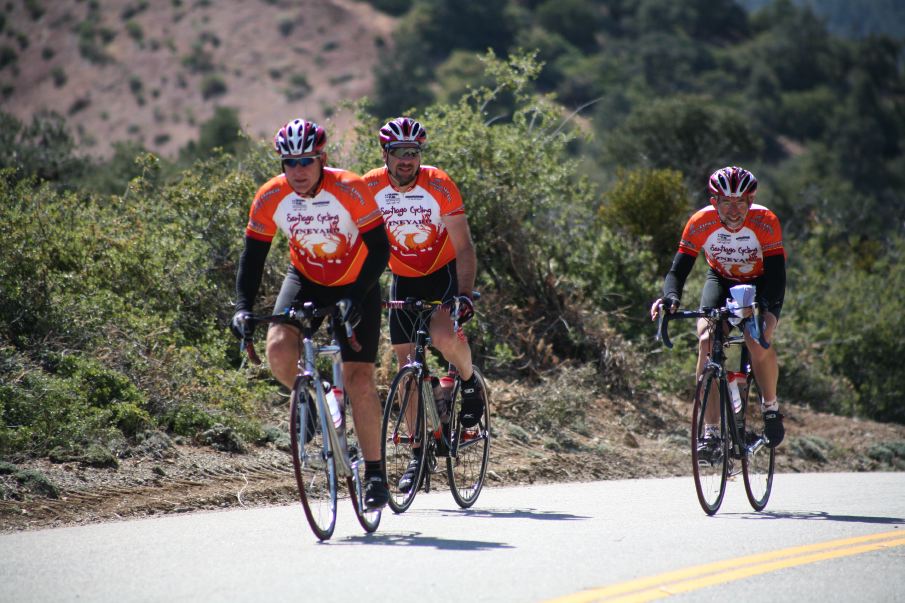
[
  {"left": 447, "top": 368, "right": 490, "bottom": 509},
  {"left": 345, "top": 404, "right": 381, "bottom": 532},
  {"left": 381, "top": 366, "right": 427, "bottom": 513},
  {"left": 290, "top": 383, "right": 337, "bottom": 540},
  {"left": 691, "top": 370, "right": 728, "bottom": 515},
  {"left": 741, "top": 374, "right": 775, "bottom": 511}
]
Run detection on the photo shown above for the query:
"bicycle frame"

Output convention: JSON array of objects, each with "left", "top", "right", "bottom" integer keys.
[
  {"left": 381, "top": 296, "right": 491, "bottom": 511},
  {"left": 387, "top": 300, "right": 464, "bottom": 458},
  {"left": 298, "top": 333, "right": 352, "bottom": 477},
  {"left": 698, "top": 322, "right": 748, "bottom": 464},
  {"left": 242, "top": 301, "right": 379, "bottom": 537}
]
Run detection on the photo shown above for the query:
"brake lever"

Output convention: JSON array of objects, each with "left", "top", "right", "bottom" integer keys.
[{"left": 655, "top": 304, "right": 674, "bottom": 349}]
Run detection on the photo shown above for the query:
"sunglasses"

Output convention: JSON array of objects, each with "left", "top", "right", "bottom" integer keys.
[
  {"left": 716, "top": 196, "right": 749, "bottom": 207},
  {"left": 283, "top": 156, "right": 320, "bottom": 168},
  {"left": 387, "top": 147, "right": 421, "bottom": 159}
]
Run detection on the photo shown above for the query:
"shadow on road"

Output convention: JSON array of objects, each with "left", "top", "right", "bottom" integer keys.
[
  {"left": 733, "top": 511, "right": 905, "bottom": 525},
  {"left": 437, "top": 507, "right": 591, "bottom": 521},
  {"left": 336, "top": 531, "right": 516, "bottom": 550}
]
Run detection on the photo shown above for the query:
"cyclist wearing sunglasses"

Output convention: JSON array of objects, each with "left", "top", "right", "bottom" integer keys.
[
  {"left": 650, "top": 166, "right": 787, "bottom": 451},
  {"left": 231, "top": 118, "right": 392, "bottom": 510},
  {"left": 363, "top": 117, "right": 483, "bottom": 489}
]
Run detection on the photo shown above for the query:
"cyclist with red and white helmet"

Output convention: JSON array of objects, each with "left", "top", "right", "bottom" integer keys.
[
  {"left": 650, "top": 166, "right": 786, "bottom": 452},
  {"left": 231, "top": 118, "right": 392, "bottom": 510},
  {"left": 363, "top": 117, "right": 483, "bottom": 493}
]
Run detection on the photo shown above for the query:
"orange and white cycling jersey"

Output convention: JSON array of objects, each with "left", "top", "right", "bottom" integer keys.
[
  {"left": 678, "top": 204, "right": 785, "bottom": 281},
  {"left": 245, "top": 167, "right": 384, "bottom": 287},
  {"left": 362, "top": 165, "right": 464, "bottom": 278}
]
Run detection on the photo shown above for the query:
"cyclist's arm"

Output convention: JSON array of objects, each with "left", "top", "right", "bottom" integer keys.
[
  {"left": 662, "top": 251, "right": 696, "bottom": 302},
  {"left": 443, "top": 213, "right": 476, "bottom": 295},
  {"left": 348, "top": 224, "right": 390, "bottom": 301},
  {"left": 236, "top": 236, "right": 271, "bottom": 312},
  {"left": 759, "top": 254, "right": 786, "bottom": 316}
]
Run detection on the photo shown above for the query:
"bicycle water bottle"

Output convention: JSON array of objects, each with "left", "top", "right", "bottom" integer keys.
[
  {"left": 727, "top": 372, "right": 744, "bottom": 414},
  {"left": 326, "top": 386, "right": 344, "bottom": 429},
  {"left": 432, "top": 376, "right": 453, "bottom": 424}
]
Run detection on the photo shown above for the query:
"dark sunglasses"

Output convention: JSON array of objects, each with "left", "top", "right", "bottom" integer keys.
[
  {"left": 387, "top": 147, "right": 421, "bottom": 159},
  {"left": 283, "top": 156, "right": 319, "bottom": 168}
]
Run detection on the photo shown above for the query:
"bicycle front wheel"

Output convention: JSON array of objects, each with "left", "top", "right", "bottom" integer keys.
[
  {"left": 691, "top": 368, "right": 729, "bottom": 515},
  {"left": 741, "top": 374, "right": 775, "bottom": 511},
  {"left": 447, "top": 367, "right": 491, "bottom": 508},
  {"left": 381, "top": 366, "right": 428, "bottom": 513},
  {"left": 345, "top": 395, "right": 381, "bottom": 533},
  {"left": 290, "top": 380, "right": 338, "bottom": 540}
]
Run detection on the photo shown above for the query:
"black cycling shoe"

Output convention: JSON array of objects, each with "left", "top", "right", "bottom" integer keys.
[
  {"left": 458, "top": 379, "right": 485, "bottom": 428},
  {"left": 697, "top": 435, "right": 722, "bottom": 465},
  {"left": 763, "top": 411, "right": 785, "bottom": 448},
  {"left": 397, "top": 456, "right": 422, "bottom": 493},
  {"left": 364, "top": 476, "right": 390, "bottom": 510}
]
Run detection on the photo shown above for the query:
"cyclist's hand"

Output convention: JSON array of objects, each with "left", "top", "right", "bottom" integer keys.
[
  {"left": 230, "top": 310, "right": 253, "bottom": 340},
  {"left": 453, "top": 295, "right": 475, "bottom": 325},
  {"left": 650, "top": 297, "right": 679, "bottom": 321},
  {"left": 338, "top": 298, "right": 362, "bottom": 329}
]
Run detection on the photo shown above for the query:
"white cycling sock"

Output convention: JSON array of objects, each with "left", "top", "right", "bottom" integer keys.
[
  {"left": 704, "top": 424, "right": 720, "bottom": 438},
  {"left": 762, "top": 398, "right": 779, "bottom": 412}
]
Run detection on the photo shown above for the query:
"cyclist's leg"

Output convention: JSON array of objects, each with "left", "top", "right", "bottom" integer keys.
[
  {"left": 745, "top": 311, "right": 779, "bottom": 405},
  {"left": 698, "top": 270, "right": 726, "bottom": 426},
  {"left": 266, "top": 267, "right": 308, "bottom": 388},
  {"left": 745, "top": 310, "right": 784, "bottom": 446},
  {"left": 425, "top": 261, "right": 474, "bottom": 380},
  {"left": 388, "top": 274, "right": 426, "bottom": 484},
  {"left": 338, "top": 285, "right": 383, "bottom": 462}
]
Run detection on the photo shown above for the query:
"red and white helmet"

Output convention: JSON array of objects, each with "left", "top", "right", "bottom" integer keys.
[
  {"left": 273, "top": 119, "right": 326, "bottom": 157},
  {"left": 379, "top": 117, "right": 427, "bottom": 148},
  {"left": 708, "top": 166, "right": 757, "bottom": 198}
]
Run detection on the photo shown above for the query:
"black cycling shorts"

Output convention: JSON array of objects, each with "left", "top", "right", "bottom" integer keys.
[
  {"left": 387, "top": 260, "right": 458, "bottom": 345},
  {"left": 273, "top": 265, "right": 382, "bottom": 362},
  {"left": 700, "top": 268, "right": 783, "bottom": 320}
]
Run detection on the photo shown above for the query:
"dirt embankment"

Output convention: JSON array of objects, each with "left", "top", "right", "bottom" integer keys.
[{"left": 3, "top": 378, "right": 904, "bottom": 532}]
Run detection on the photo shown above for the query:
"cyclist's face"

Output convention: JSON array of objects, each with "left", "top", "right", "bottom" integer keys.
[
  {"left": 283, "top": 154, "right": 324, "bottom": 196},
  {"left": 713, "top": 195, "right": 752, "bottom": 230},
  {"left": 384, "top": 145, "right": 421, "bottom": 188}
]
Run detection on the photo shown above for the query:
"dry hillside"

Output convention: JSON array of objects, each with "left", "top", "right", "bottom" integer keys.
[{"left": 1, "top": 0, "right": 395, "bottom": 158}]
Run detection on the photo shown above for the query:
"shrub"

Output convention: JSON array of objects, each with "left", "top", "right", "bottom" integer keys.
[{"left": 200, "top": 74, "right": 227, "bottom": 99}]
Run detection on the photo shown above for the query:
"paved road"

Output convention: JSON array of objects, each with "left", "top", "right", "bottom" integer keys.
[{"left": 2, "top": 473, "right": 903, "bottom": 602}]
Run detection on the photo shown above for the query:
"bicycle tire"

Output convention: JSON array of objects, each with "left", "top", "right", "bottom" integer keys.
[
  {"left": 289, "top": 380, "right": 338, "bottom": 540},
  {"left": 381, "top": 366, "right": 428, "bottom": 513},
  {"left": 343, "top": 395, "right": 381, "bottom": 532},
  {"left": 447, "top": 367, "right": 491, "bottom": 509},
  {"left": 691, "top": 368, "right": 729, "bottom": 515},
  {"left": 741, "top": 373, "right": 775, "bottom": 511}
]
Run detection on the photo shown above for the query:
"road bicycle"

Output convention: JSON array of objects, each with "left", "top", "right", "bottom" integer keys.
[
  {"left": 381, "top": 296, "right": 491, "bottom": 512},
  {"left": 242, "top": 301, "right": 380, "bottom": 540},
  {"left": 656, "top": 291, "right": 776, "bottom": 515}
]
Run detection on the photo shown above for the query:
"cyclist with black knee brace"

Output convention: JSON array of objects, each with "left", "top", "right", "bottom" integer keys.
[
  {"left": 363, "top": 117, "right": 483, "bottom": 493},
  {"left": 650, "top": 166, "right": 786, "bottom": 453},
  {"left": 230, "top": 118, "right": 392, "bottom": 510}
]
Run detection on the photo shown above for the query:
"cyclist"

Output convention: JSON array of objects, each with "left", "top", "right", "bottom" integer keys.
[
  {"left": 650, "top": 166, "right": 786, "bottom": 455},
  {"left": 363, "top": 117, "right": 482, "bottom": 492},
  {"left": 230, "top": 118, "right": 392, "bottom": 510}
]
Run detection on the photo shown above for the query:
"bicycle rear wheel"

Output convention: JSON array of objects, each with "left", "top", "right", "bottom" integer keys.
[
  {"left": 381, "top": 366, "right": 428, "bottom": 513},
  {"left": 741, "top": 373, "right": 775, "bottom": 511},
  {"left": 447, "top": 368, "right": 490, "bottom": 508},
  {"left": 289, "top": 380, "right": 338, "bottom": 540},
  {"left": 691, "top": 368, "right": 729, "bottom": 515}
]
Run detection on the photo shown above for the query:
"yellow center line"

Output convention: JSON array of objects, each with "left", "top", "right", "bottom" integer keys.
[{"left": 546, "top": 530, "right": 905, "bottom": 603}]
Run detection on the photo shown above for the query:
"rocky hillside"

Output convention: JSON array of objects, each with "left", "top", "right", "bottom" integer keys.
[{"left": 1, "top": 0, "right": 395, "bottom": 159}]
